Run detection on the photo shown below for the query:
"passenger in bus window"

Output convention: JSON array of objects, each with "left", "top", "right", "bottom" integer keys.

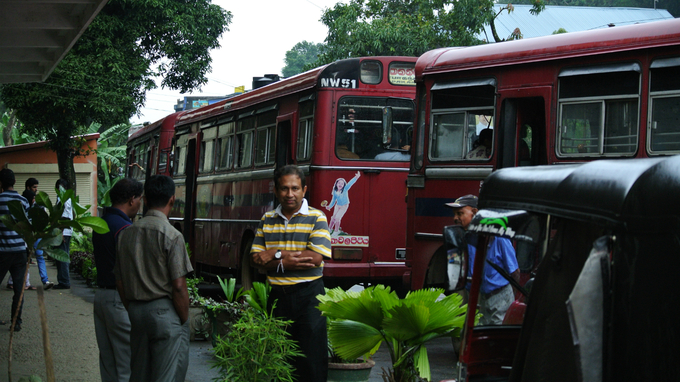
[
  {"left": 446, "top": 195, "right": 519, "bottom": 325},
  {"left": 466, "top": 128, "right": 493, "bottom": 159}
]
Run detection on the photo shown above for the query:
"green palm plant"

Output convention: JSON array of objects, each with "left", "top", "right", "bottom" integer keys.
[
  {"left": 89, "top": 122, "right": 129, "bottom": 206},
  {"left": 317, "top": 285, "right": 471, "bottom": 382}
]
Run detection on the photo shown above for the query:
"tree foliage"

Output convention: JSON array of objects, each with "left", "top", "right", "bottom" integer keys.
[
  {"left": 282, "top": 41, "right": 324, "bottom": 77},
  {"left": 0, "top": 0, "right": 231, "bottom": 192},
  {"left": 316, "top": 0, "right": 547, "bottom": 65}
]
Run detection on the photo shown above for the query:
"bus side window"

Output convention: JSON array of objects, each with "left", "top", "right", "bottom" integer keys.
[
  {"left": 648, "top": 58, "right": 680, "bottom": 154},
  {"left": 297, "top": 101, "right": 314, "bottom": 161},
  {"left": 236, "top": 117, "right": 254, "bottom": 168},
  {"left": 557, "top": 65, "right": 640, "bottom": 157}
]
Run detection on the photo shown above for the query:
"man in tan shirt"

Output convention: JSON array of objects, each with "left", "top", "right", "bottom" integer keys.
[{"left": 114, "top": 175, "right": 193, "bottom": 382}]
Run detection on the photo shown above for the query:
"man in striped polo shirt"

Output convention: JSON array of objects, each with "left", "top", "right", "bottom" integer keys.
[
  {"left": 0, "top": 168, "right": 30, "bottom": 331},
  {"left": 252, "top": 164, "right": 331, "bottom": 382}
]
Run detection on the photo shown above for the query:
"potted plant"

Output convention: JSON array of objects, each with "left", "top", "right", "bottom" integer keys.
[
  {"left": 319, "top": 288, "right": 376, "bottom": 382},
  {"left": 202, "top": 276, "right": 246, "bottom": 346},
  {"left": 186, "top": 276, "right": 212, "bottom": 341},
  {"left": 210, "top": 280, "right": 302, "bottom": 382},
  {"left": 317, "top": 285, "right": 471, "bottom": 382}
]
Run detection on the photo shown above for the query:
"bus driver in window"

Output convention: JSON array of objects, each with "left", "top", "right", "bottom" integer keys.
[{"left": 337, "top": 108, "right": 360, "bottom": 159}]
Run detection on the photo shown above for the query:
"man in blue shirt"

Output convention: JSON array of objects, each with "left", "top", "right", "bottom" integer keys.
[
  {"left": 447, "top": 194, "right": 519, "bottom": 325},
  {"left": 92, "top": 178, "right": 143, "bottom": 382},
  {"left": 0, "top": 168, "right": 30, "bottom": 331}
]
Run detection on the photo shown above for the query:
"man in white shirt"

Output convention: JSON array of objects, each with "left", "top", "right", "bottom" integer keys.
[{"left": 54, "top": 178, "right": 73, "bottom": 290}]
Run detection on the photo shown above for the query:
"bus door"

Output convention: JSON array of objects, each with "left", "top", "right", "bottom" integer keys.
[
  {"left": 498, "top": 87, "right": 551, "bottom": 168},
  {"left": 276, "top": 113, "right": 294, "bottom": 168}
]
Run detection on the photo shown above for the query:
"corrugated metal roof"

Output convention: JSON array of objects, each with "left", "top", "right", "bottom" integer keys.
[{"left": 480, "top": 5, "right": 674, "bottom": 42}]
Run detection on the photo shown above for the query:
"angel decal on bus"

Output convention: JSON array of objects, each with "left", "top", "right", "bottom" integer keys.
[{"left": 323, "top": 171, "right": 361, "bottom": 237}]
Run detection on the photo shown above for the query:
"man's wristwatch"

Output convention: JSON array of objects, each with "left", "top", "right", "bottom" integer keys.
[{"left": 274, "top": 250, "right": 282, "bottom": 260}]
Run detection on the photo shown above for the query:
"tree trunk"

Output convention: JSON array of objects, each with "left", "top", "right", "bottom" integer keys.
[
  {"left": 56, "top": 146, "right": 77, "bottom": 194},
  {"left": 2, "top": 109, "right": 16, "bottom": 146}
]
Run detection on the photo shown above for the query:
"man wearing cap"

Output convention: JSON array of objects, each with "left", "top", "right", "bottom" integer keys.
[{"left": 446, "top": 194, "right": 519, "bottom": 325}]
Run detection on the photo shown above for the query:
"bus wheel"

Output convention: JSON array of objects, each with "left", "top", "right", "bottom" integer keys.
[
  {"left": 239, "top": 237, "right": 263, "bottom": 290},
  {"left": 425, "top": 245, "right": 449, "bottom": 292}
]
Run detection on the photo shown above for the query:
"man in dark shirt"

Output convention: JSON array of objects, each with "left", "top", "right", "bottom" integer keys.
[{"left": 92, "top": 178, "right": 143, "bottom": 382}]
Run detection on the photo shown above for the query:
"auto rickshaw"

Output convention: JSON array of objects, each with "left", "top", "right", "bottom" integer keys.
[{"left": 445, "top": 156, "right": 680, "bottom": 382}]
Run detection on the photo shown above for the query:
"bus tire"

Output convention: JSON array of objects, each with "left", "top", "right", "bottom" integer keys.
[
  {"left": 425, "top": 245, "right": 449, "bottom": 291},
  {"left": 239, "top": 237, "right": 264, "bottom": 290}
]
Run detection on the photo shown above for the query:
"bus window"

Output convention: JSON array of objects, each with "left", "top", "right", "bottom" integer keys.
[
  {"left": 216, "top": 122, "right": 235, "bottom": 170},
  {"left": 175, "top": 134, "right": 189, "bottom": 176},
  {"left": 649, "top": 58, "right": 680, "bottom": 154},
  {"left": 429, "top": 80, "right": 495, "bottom": 161},
  {"left": 360, "top": 60, "right": 382, "bottom": 85},
  {"left": 255, "top": 111, "right": 277, "bottom": 165},
  {"left": 430, "top": 110, "right": 494, "bottom": 161},
  {"left": 558, "top": 64, "right": 640, "bottom": 156},
  {"left": 236, "top": 117, "right": 254, "bottom": 168},
  {"left": 159, "top": 149, "right": 168, "bottom": 173},
  {"left": 335, "top": 96, "right": 414, "bottom": 161},
  {"left": 297, "top": 101, "right": 314, "bottom": 161},
  {"left": 199, "top": 126, "right": 217, "bottom": 173}
]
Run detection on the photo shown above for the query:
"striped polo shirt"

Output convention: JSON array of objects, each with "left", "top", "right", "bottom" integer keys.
[
  {"left": 251, "top": 199, "right": 331, "bottom": 286},
  {"left": 0, "top": 190, "right": 30, "bottom": 255}
]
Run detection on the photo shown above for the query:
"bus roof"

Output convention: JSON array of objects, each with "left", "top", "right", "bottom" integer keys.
[
  {"left": 416, "top": 18, "right": 680, "bottom": 79},
  {"left": 127, "top": 111, "right": 186, "bottom": 142},
  {"left": 478, "top": 156, "right": 680, "bottom": 230},
  {"left": 176, "top": 56, "right": 417, "bottom": 127}
]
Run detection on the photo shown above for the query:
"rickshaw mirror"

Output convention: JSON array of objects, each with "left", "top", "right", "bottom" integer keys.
[{"left": 444, "top": 225, "right": 467, "bottom": 291}]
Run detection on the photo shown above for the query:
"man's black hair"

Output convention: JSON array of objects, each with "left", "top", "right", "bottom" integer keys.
[
  {"left": 274, "top": 165, "right": 305, "bottom": 188},
  {"left": 0, "top": 168, "right": 16, "bottom": 188},
  {"left": 25, "top": 177, "right": 39, "bottom": 189},
  {"left": 144, "top": 175, "right": 175, "bottom": 209},
  {"left": 55, "top": 178, "right": 70, "bottom": 190},
  {"left": 110, "top": 178, "right": 144, "bottom": 206}
]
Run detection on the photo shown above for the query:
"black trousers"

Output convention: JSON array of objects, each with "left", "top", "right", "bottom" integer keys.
[
  {"left": 269, "top": 278, "right": 328, "bottom": 382},
  {"left": 0, "top": 251, "right": 27, "bottom": 325}
]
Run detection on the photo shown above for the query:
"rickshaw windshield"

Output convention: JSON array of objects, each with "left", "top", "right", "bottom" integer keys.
[{"left": 466, "top": 210, "right": 546, "bottom": 327}]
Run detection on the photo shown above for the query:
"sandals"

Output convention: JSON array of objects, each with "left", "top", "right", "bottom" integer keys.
[{"left": 25, "top": 285, "right": 37, "bottom": 290}]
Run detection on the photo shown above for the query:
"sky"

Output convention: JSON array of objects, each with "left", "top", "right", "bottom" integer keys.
[{"left": 129, "top": 0, "right": 345, "bottom": 125}]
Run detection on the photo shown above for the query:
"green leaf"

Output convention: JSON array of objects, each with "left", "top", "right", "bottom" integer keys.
[
  {"left": 414, "top": 345, "right": 431, "bottom": 381},
  {"left": 43, "top": 247, "right": 70, "bottom": 263},
  {"left": 328, "top": 320, "right": 383, "bottom": 361},
  {"left": 38, "top": 229, "right": 63, "bottom": 249},
  {"left": 73, "top": 202, "right": 89, "bottom": 217},
  {"left": 0, "top": 214, "right": 18, "bottom": 231},
  {"left": 7, "top": 199, "right": 30, "bottom": 226},
  {"left": 78, "top": 216, "right": 110, "bottom": 234},
  {"left": 35, "top": 191, "right": 53, "bottom": 210}
]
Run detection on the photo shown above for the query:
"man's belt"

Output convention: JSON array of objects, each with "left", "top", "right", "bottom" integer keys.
[
  {"left": 270, "top": 278, "right": 321, "bottom": 294},
  {"left": 482, "top": 284, "right": 508, "bottom": 298}
]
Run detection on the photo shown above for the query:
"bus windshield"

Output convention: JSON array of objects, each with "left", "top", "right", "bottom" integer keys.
[{"left": 335, "top": 97, "right": 414, "bottom": 161}]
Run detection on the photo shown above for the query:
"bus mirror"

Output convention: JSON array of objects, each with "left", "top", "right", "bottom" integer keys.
[{"left": 382, "top": 106, "right": 393, "bottom": 146}]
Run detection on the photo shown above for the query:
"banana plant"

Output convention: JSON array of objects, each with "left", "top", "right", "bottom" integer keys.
[
  {"left": 0, "top": 186, "right": 109, "bottom": 382},
  {"left": 317, "top": 285, "right": 472, "bottom": 382}
]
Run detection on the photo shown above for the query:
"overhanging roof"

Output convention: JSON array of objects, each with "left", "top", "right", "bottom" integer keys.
[{"left": 0, "top": 0, "right": 108, "bottom": 84}]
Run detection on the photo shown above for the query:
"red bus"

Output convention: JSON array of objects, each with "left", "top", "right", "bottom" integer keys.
[
  {"left": 127, "top": 111, "right": 185, "bottom": 186},
  {"left": 404, "top": 18, "right": 680, "bottom": 293},
  {"left": 169, "top": 57, "right": 417, "bottom": 289}
]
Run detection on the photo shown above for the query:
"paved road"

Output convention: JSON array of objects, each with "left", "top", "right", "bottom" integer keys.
[{"left": 1, "top": 263, "right": 457, "bottom": 381}]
